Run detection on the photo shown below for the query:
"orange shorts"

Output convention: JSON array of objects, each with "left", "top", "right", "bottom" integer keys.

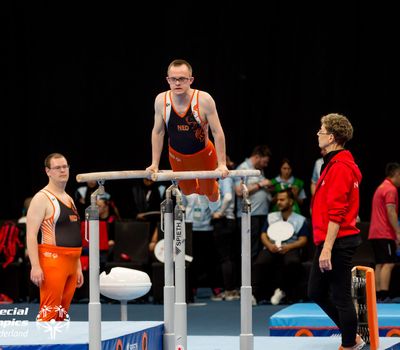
[
  {"left": 37, "top": 244, "right": 82, "bottom": 321},
  {"left": 168, "top": 140, "right": 219, "bottom": 202}
]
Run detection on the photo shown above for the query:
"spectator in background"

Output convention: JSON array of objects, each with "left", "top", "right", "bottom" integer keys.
[
  {"left": 80, "top": 197, "right": 119, "bottom": 272},
  {"left": 75, "top": 180, "right": 101, "bottom": 218},
  {"left": 132, "top": 179, "right": 164, "bottom": 219},
  {"left": 270, "top": 158, "right": 306, "bottom": 214},
  {"left": 17, "top": 196, "right": 32, "bottom": 257},
  {"left": 184, "top": 193, "right": 219, "bottom": 300},
  {"left": 132, "top": 178, "right": 165, "bottom": 234},
  {"left": 252, "top": 189, "right": 309, "bottom": 305},
  {"left": 97, "top": 197, "right": 118, "bottom": 247},
  {"left": 148, "top": 225, "right": 159, "bottom": 257},
  {"left": 18, "top": 197, "right": 33, "bottom": 224},
  {"left": 211, "top": 156, "right": 239, "bottom": 301},
  {"left": 75, "top": 180, "right": 121, "bottom": 220},
  {"left": 310, "top": 148, "right": 327, "bottom": 197},
  {"left": 235, "top": 145, "right": 273, "bottom": 261},
  {"left": 368, "top": 162, "right": 400, "bottom": 302}
]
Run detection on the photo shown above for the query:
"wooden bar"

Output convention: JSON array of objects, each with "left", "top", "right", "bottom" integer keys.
[
  {"left": 151, "top": 170, "right": 260, "bottom": 181},
  {"left": 76, "top": 169, "right": 260, "bottom": 183},
  {"left": 76, "top": 170, "right": 151, "bottom": 183}
]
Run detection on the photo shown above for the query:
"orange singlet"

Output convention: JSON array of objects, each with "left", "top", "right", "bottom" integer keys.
[
  {"left": 37, "top": 189, "right": 82, "bottom": 321},
  {"left": 165, "top": 90, "right": 219, "bottom": 202}
]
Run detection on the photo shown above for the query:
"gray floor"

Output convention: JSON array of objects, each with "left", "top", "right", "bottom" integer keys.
[
  {"left": 16, "top": 299, "right": 286, "bottom": 336},
  {"left": 3, "top": 297, "right": 400, "bottom": 349}
]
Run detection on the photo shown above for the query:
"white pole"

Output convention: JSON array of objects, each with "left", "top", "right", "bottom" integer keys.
[
  {"left": 162, "top": 188, "right": 175, "bottom": 350},
  {"left": 87, "top": 187, "right": 102, "bottom": 350},
  {"left": 173, "top": 188, "right": 187, "bottom": 350},
  {"left": 120, "top": 300, "right": 128, "bottom": 321},
  {"left": 240, "top": 183, "right": 254, "bottom": 350}
]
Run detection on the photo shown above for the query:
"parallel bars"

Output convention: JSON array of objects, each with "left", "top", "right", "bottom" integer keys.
[{"left": 77, "top": 169, "right": 260, "bottom": 350}]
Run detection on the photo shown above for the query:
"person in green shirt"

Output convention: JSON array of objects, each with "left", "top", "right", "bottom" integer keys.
[{"left": 270, "top": 158, "right": 306, "bottom": 214}]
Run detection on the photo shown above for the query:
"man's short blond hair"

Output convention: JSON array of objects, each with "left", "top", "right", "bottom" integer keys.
[{"left": 167, "top": 59, "right": 193, "bottom": 75}]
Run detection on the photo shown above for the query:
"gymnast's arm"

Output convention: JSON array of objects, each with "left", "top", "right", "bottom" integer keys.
[
  {"left": 26, "top": 192, "right": 48, "bottom": 287},
  {"left": 202, "top": 92, "right": 228, "bottom": 176},
  {"left": 146, "top": 93, "right": 165, "bottom": 173}
]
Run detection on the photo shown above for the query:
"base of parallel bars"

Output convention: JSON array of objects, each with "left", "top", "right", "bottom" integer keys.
[
  {"left": 174, "top": 302, "right": 187, "bottom": 349},
  {"left": 163, "top": 333, "right": 175, "bottom": 350},
  {"left": 240, "top": 334, "right": 254, "bottom": 350},
  {"left": 164, "top": 286, "right": 175, "bottom": 332},
  {"left": 88, "top": 302, "right": 101, "bottom": 350}
]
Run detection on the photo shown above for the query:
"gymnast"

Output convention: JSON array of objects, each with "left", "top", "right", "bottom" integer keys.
[{"left": 146, "top": 59, "right": 228, "bottom": 210}]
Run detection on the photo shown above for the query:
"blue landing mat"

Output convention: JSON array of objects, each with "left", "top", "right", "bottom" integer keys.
[
  {"left": 270, "top": 303, "right": 400, "bottom": 337},
  {"left": 188, "top": 336, "right": 400, "bottom": 350},
  {"left": 0, "top": 321, "right": 163, "bottom": 349}
]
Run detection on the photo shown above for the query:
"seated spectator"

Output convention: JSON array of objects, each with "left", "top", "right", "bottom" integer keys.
[
  {"left": 75, "top": 180, "right": 121, "bottom": 220},
  {"left": 270, "top": 158, "right": 306, "bottom": 214},
  {"left": 252, "top": 188, "right": 309, "bottom": 305},
  {"left": 97, "top": 197, "right": 119, "bottom": 246},
  {"left": 211, "top": 156, "right": 239, "bottom": 301},
  {"left": 80, "top": 197, "right": 118, "bottom": 271}
]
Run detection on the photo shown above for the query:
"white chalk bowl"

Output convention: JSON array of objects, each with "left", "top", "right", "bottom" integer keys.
[{"left": 100, "top": 267, "right": 152, "bottom": 301}]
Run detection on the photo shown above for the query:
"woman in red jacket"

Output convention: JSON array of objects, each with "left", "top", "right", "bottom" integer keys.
[{"left": 308, "top": 114, "right": 365, "bottom": 350}]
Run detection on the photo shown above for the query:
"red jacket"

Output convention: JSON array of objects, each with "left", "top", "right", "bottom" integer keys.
[{"left": 312, "top": 150, "right": 362, "bottom": 245}]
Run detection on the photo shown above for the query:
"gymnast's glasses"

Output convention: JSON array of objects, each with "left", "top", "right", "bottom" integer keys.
[
  {"left": 49, "top": 165, "right": 70, "bottom": 171},
  {"left": 166, "top": 76, "right": 192, "bottom": 84}
]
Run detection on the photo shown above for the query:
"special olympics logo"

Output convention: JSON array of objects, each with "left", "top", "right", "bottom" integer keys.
[
  {"left": 35, "top": 318, "right": 70, "bottom": 340},
  {"left": 35, "top": 305, "right": 70, "bottom": 340}
]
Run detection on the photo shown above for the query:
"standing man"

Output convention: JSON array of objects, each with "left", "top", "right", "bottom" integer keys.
[
  {"left": 27, "top": 153, "right": 83, "bottom": 321},
  {"left": 146, "top": 59, "right": 228, "bottom": 209},
  {"left": 235, "top": 145, "right": 273, "bottom": 260},
  {"left": 307, "top": 114, "right": 365, "bottom": 350},
  {"left": 368, "top": 162, "right": 400, "bottom": 302}
]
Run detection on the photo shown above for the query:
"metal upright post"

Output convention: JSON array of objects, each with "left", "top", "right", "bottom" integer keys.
[
  {"left": 240, "top": 182, "right": 254, "bottom": 350},
  {"left": 87, "top": 182, "right": 104, "bottom": 350},
  {"left": 162, "top": 185, "right": 175, "bottom": 350},
  {"left": 120, "top": 300, "right": 128, "bottom": 321},
  {"left": 173, "top": 187, "right": 187, "bottom": 350}
]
